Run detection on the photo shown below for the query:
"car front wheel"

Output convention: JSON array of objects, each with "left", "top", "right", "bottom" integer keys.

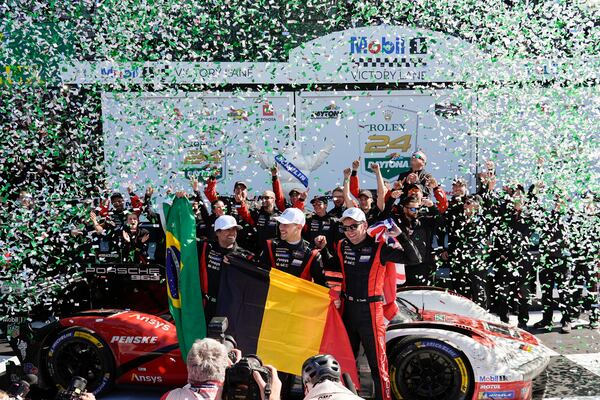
[{"left": 388, "top": 338, "right": 473, "bottom": 400}]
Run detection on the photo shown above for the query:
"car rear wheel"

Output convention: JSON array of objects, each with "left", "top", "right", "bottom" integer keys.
[
  {"left": 45, "top": 327, "right": 115, "bottom": 396},
  {"left": 388, "top": 338, "right": 473, "bottom": 400}
]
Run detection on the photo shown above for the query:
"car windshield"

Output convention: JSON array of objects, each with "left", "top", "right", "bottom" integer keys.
[{"left": 395, "top": 297, "right": 422, "bottom": 322}]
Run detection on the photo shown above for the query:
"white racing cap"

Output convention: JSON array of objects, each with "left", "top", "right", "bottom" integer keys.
[
  {"left": 274, "top": 207, "right": 306, "bottom": 226},
  {"left": 340, "top": 207, "right": 366, "bottom": 222},
  {"left": 214, "top": 215, "right": 242, "bottom": 231}
]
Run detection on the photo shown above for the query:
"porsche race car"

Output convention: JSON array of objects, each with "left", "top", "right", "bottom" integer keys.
[{"left": 1, "top": 285, "right": 550, "bottom": 400}]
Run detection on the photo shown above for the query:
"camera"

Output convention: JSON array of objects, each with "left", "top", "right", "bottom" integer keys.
[
  {"left": 207, "top": 317, "right": 272, "bottom": 400},
  {"left": 55, "top": 376, "right": 87, "bottom": 400},
  {"left": 5, "top": 361, "right": 37, "bottom": 400},
  {"left": 224, "top": 355, "right": 271, "bottom": 400},
  {"left": 207, "top": 317, "right": 237, "bottom": 361}
]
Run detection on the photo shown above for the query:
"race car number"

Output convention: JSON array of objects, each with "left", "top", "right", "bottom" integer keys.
[{"left": 364, "top": 134, "right": 412, "bottom": 153}]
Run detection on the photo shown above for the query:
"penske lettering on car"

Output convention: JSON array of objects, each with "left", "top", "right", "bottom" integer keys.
[{"left": 110, "top": 336, "right": 158, "bottom": 344}]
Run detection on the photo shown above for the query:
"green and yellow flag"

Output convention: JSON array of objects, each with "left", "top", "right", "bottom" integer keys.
[{"left": 163, "top": 196, "right": 206, "bottom": 359}]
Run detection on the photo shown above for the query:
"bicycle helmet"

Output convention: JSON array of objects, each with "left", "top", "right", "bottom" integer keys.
[{"left": 302, "top": 354, "right": 341, "bottom": 392}]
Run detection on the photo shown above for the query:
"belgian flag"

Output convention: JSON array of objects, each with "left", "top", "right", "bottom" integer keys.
[
  {"left": 163, "top": 197, "right": 206, "bottom": 359},
  {"left": 216, "top": 255, "right": 359, "bottom": 386}
]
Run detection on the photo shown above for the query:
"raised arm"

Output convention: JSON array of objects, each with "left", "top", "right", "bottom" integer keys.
[
  {"left": 204, "top": 177, "right": 219, "bottom": 203},
  {"left": 350, "top": 158, "right": 360, "bottom": 198},
  {"left": 342, "top": 168, "right": 355, "bottom": 209},
  {"left": 371, "top": 162, "right": 387, "bottom": 212},
  {"left": 271, "top": 165, "right": 286, "bottom": 212}
]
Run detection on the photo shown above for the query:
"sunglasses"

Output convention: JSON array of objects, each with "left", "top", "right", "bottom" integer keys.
[
  {"left": 404, "top": 206, "right": 418, "bottom": 213},
  {"left": 260, "top": 196, "right": 274, "bottom": 200},
  {"left": 412, "top": 154, "right": 425, "bottom": 160},
  {"left": 341, "top": 223, "right": 361, "bottom": 232}
]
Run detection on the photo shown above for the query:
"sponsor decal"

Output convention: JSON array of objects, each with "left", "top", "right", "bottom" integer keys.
[
  {"left": 130, "top": 313, "right": 170, "bottom": 331},
  {"left": 183, "top": 147, "right": 224, "bottom": 181},
  {"left": 131, "top": 373, "right": 163, "bottom": 383},
  {"left": 435, "top": 102, "right": 462, "bottom": 117},
  {"left": 100, "top": 66, "right": 141, "bottom": 79},
  {"left": 75, "top": 331, "right": 103, "bottom": 348},
  {"left": 480, "top": 384, "right": 501, "bottom": 390},
  {"left": 417, "top": 340, "right": 459, "bottom": 358},
  {"left": 480, "top": 391, "right": 515, "bottom": 399},
  {"left": 454, "top": 357, "right": 468, "bottom": 393},
  {"left": 518, "top": 344, "right": 533, "bottom": 352},
  {"left": 84, "top": 266, "right": 162, "bottom": 281},
  {"left": 110, "top": 336, "right": 159, "bottom": 344},
  {"left": 275, "top": 154, "right": 309, "bottom": 187},
  {"left": 262, "top": 101, "right": 274, "bottom": 117},
  {"left": 310, "top": 104, "right": 343, "bottom": 119},
  {"left": 479, "top": 375, "right": 509, "bottom": 382},
  {"left": 0, "top": 315, "right": 28, "bottom": 323},
  {"left": 349, "top": 36, "right": 429, "bottom": 81},
  {"left": 227, "top": 107, "right": 248, "bottom": 121},
  {"left": 434, "top": 314, "right": 446, "bottom": 322},
  {"left": 350, "top": 36, "right": 427, "bottom": 56},
  {"left": 365, "top": 158, "right": 410, "bottom": 179}
]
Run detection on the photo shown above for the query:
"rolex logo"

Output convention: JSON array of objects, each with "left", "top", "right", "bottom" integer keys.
[{"left": 384, "top": 110, "right": 392, "bottom": 121}]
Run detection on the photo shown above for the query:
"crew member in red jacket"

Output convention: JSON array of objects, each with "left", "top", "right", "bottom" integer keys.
[{"left": 317, "top": 207, "right": 421, "bottom": 400}]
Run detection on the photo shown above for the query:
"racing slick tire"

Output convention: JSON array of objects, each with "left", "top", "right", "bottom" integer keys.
[
  {"left": 45, "top": 327, "right": 115, "bottom": 396},
  {"left": 388, "top": 337, "right": 474, "bottom": 400}
]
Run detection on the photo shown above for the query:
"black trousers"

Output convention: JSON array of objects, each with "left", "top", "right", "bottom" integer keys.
[
  {"left": 450, "top": 266, "right": 489, "bottom": 309},
  {"left": 572, "top": 260, "right": 599, "bottom": 322},
  {"left": 343, "top": 301, "right": 390, "bottom": 400},
  {"left": 539, "top": 258, "right": 576, "bottom": 323},
  {"left": 490, "top": 258, "right": 534, "bottom": 324}
]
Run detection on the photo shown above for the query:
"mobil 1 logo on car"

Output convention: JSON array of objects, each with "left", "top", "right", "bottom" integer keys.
[{"left": 357, "top": 106, "right": 417, "bottom": 179}]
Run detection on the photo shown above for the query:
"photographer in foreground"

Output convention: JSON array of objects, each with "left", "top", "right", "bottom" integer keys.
[
  {"left": 302, "top": 355, "right": 362, "bottom": 400},
  {"left": 161, "top": 338, "right": 281, "bottom": 400}
]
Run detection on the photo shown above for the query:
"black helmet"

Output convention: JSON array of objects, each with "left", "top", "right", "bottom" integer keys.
[{"left": 301, "top": 354, "right": 341, "bottom": 391}]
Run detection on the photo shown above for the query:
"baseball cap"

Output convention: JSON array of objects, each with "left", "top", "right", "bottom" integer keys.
[
  {"left": 214, "top": 215, "right": 242, "bottom": 231},
  {"left": 412, "top": 151, "right": 427, "bottom": 163},
  {"left": 274, "top": 208, "right": 306, "bottom": 226},
  {"left": 289, "top": 188, "right": 304, "bottom": 196},
  {"left": 340, "top": 207, "right": 366, "bottom": 222},
  {"left": 405, "top": 183, "right": 425, "bottom": 193},
  {"left": 310, "top": 195, "right": 328, "bottom": 204},
  {"left": 452, "top": 177, "right": 467, "bottom": 186},
  {"left": 357, "top": 189, "right": 373, "bottom": 199},
  {"left": 234, "top": 181, "right": 247, "bottom": 189}
]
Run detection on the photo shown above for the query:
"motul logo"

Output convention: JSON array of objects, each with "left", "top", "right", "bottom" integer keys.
[
  {"left": 111, "top": 336, "right": 158, "bottom": 344},
  {"left": 131, "top": 373, "right": 163, "bottom": 383}
]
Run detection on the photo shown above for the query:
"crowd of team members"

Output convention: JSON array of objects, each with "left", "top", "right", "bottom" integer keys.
[
  {"left": 86, "top": 150, "right": 599, "bottom": 335},
  {"left": 81, "top": 150, "right": 599, "bottom": 400},
  {"left": 5, "top": 149, "right": 598, "bottom": 400}
]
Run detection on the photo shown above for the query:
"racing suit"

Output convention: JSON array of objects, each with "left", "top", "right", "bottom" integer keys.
[
  {"left": 259, "top": 239, "right": 326, "bottom": 286},
  {"left": 238, "top": 201, "right": 280, "bottom": 245},
  {"left": 272, "top": 175, "right": 305, "bottom": 212},
  {"left": 304, "top": 213, "right": 342, "bottom": 254},
  {"left": 331, "top": 234, "right": 421, "bottom": 400},
  {"left": 203, "top": 178, "right": 258, "bottom": 252},
  {"left": 199, "top": 241, "right": 255, "bottom": 324}
]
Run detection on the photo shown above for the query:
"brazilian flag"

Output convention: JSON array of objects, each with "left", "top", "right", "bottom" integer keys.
[{"left": 163, "top": 197, "right": 206, "bottom": 359}]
